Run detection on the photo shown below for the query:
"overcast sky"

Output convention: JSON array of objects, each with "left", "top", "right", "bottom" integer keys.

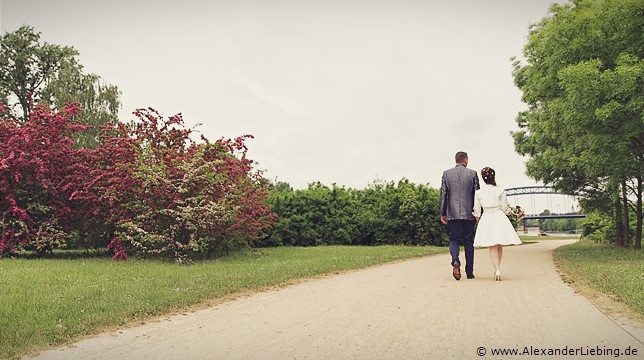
[{"left": 2, "top": 0, "right": 575, "bottom": 212}]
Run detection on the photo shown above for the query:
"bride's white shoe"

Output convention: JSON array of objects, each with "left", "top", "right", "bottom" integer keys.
[{"left": 494, "top": 270, "right": 502, "bottom": 281}]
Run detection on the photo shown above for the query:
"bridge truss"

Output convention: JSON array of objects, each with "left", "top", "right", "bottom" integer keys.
[
  {"left": 505, "top": 186, "right": 558, "bottom": 196},
  {"left": 503, "top": 186, "right": 585, "bottom": 220}
]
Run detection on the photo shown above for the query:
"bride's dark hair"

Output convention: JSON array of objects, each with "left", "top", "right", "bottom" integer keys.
[{"left": 481, "top": 167, "right": 496, "bottom": 186}]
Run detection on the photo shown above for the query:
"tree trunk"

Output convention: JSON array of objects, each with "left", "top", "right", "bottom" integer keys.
[
  {"left": 621, "top": 181, "right": 630, "bottom": 247},
  {"left": 636, "top": 176, "right": 642, "bottom": 250},
  {"left": 614, "top": 196, "right": 624, "bottom": 247},
  {"left": 20, "top": 95, "right": 31, "bottom": 122}
]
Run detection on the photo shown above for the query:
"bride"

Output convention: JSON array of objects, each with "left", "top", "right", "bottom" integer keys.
[{"left": 473, "top": 167, "right": 523, "bottom": 281}]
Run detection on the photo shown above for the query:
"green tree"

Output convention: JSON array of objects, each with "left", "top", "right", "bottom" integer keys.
[
  {"left": 0, "top": 25, "right": 120, "bottom": 147},
  {"left": 41, "top": 58, "right": 121, "bottom": 148},
  {"left": 512, "top": 0, "right": 643, "bottom": 249}
]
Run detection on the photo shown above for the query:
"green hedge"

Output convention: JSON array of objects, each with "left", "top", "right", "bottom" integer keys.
[{"left": 262, "top": 179, "right": 448, "bottom": 247}]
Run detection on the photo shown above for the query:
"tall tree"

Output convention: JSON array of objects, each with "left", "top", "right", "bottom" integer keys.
[
  {"left": 41, "top": 58, "right": 121, "bottom": 148},
  {"left": 511, "top": 0, "right": 643, "bottom": 249},
  {"left": 0, "top": 25, "right": 120, "bottom": 147}
]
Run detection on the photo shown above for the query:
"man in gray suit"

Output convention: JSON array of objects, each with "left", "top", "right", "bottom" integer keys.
[{"left": 440, "top": 151, "right": 480, "bottom": 280}]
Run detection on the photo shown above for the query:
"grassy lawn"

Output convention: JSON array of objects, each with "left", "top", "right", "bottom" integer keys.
[
  {"left": 553, "top": 239, "right": 644, "bottom": 318},
  {"left": 519, "top": 235, "right": 581, "bottom": 241},
  {"left": 0, "top": 245, "right": 446, "bottom": 359}
]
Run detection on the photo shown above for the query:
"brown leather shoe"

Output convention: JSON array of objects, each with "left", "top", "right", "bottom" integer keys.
[{"left": 452, "top": 264, "right": 461, "bottom": 281}]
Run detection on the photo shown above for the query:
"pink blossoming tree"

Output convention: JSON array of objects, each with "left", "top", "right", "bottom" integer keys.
[{"left": 0, "top": 103, "right": 276, "bottom": 261}]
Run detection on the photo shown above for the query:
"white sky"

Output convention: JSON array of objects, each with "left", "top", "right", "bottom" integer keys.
[{"left": 1, "top": 0, "right": 575, "bottom": 213}]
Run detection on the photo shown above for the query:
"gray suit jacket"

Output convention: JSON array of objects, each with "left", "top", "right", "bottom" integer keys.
[{"left": 440, "top": 164, "right": 480, "bottom": 221}]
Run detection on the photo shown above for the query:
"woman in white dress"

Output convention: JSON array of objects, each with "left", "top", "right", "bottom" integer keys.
[{"left": 473, "top": 167, "right": 522, "bottom": 281}]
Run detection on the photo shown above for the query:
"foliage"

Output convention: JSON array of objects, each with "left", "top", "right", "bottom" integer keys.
[
  {"left": 42, "top": 59, "right": 121, "bottom": 149},
  {"left": 511, "top": 0, "right": 644, "bottom": 248},
  {"left": 0, "top": 103, "right": 275, "bottom": 261},
  {"left": 0, "top": 25, "right": 121, "bottom": 148},
  {"left": 580, "top": 209, "right": 640, "bottom": 245},
  {"left": 265, "top": 182, "right": 360, "bottom": 246},
  {"left": 539, "top": 217, "right": 582, "bottom": 233},
  {"left": 356, "top": 179, "right": 446, "bottom": 246},
  {"left": 0, "top": 103, "right": 85, "bottom": 256},
  {"left": 0, "top": 25, "right": 77, "bottom": 121},
  {"left": 265, "top": 179, "right": 447, "bottom": 247},
  {"left": 581, "top": 211, "right": 617, "bottom": 243},
  {"left": 65, "top": 119, "right": 140, "bottom": 250},
  {"left": 110, "top": 109, "right": 276, "bottom": 262}
]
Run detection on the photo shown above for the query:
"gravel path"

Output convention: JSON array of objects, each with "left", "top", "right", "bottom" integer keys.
[{"left": 28, "top": 240, "right": 643, "bottom": 359}]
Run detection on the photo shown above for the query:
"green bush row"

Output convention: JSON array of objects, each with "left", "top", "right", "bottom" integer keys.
[{"left": 261, "top": 179, "right": 448, "bottom": 247}]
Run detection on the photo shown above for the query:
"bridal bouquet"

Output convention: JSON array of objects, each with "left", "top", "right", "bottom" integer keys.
[
  {"left": 509, "top": 206, "right": 525, "bottom": 220},
  {"left": 507, "top": 206, "right": 525, "bottom": 229}
]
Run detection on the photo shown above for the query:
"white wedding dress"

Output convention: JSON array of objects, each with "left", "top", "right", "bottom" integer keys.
[{"left": 473, "top": 184, "right": 522, "bottom": 247}]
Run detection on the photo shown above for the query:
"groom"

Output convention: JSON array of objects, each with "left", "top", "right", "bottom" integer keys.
[{"left": 440, "top": 151, "right": 480, "bottom": 280}]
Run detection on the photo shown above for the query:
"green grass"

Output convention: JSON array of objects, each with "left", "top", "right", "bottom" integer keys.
[
  {"left": 0, "top": 245, "right": 446, "bottom": 359},
  {"left": 553, "top": 239, "right": 644, "bottom": 317},
  {"left": 519, "top": 235, "right": 581, "bottom": 241}
]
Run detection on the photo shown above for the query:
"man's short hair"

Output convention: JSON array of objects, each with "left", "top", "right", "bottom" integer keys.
[{"left": 455, "top": 151, "right": 468, "bottom": 163}]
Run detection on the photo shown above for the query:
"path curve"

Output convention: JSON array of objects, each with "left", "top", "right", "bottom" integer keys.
[{"left": 27, "top": 240, "right": 643, "bottom": 359}]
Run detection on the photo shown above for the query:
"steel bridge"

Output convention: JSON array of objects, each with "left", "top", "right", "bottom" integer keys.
[
  {"left": 504, "top": 186, "right": 586, "bottom": 220},
  {"left": 505, "top": 186, "right": 560, "bottom": 196}
]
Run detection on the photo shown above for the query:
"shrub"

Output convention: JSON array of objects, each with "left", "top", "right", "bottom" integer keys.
[
  {"left": 1, "top": 104, "right": 276, "bottom": 261},
  {"left": 104, "top": 109, "right": 276, "bottom": 262},
  {"left": 0, "top": 103, "right": 83, "bottom": 256},
  {"left": 265, "top": 179, "right": 448, "bottom": 247}
]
